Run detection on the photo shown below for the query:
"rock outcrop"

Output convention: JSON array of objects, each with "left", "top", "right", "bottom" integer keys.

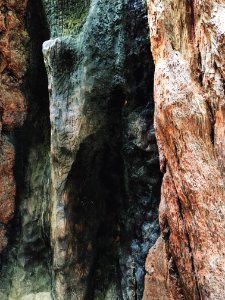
[
  {"left": 2, "top": 0, "right": 225, "bottom": 299},
  {"left": 0, "top": 1, "right": 161, "bottom": 299},
  {"left": 144, "top": 0, "right": 225, "bottom": 299},
  {"left": 42, "top": 0, "right": 161, "bottom": 299},
  {"left": 0, "top": 1, "right": 28, "bottom": 252}
]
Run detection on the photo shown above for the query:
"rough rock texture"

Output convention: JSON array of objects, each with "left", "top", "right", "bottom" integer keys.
[
  {"left": 0, "top": 1, "right": 161, "bottom": 299},
  {"left": 144, "top": 0, "right": 225, "bottom": 299},
  {"left": 0, "top": 1, "right": 28, "bottom": 251},
  {"left": 0, "top": 1, "right": 52, "bottom": 299},
  {"left": 42, "top": 0, "right": 161, "bottom": 299}
]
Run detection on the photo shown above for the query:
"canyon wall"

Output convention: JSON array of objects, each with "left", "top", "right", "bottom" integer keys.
[
  {"left": 42, "top": 1, "right": 161, "bottom": 299},
  {"left": 0, "top": 1, "right": 161, "bottom": 299},
  {"left": 144, "top": 0, "right": 225, "bottom": 299},
  {"left": 1, "top": 0, "right": 224, "bottom": 299}
]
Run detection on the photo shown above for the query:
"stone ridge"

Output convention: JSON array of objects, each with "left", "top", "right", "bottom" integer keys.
[{"left": 0, "top": 1, "right": 28, "bottom": 251}]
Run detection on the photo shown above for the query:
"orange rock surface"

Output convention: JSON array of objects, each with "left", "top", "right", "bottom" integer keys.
[{"left": 144, "top": 0, "right": 225, "bottom": 299}]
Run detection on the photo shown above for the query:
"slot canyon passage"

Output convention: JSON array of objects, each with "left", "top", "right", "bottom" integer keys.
[{"left": 0, "top": 0, "right": 225, "bottom": 300}]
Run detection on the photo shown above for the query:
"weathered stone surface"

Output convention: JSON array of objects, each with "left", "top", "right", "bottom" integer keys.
[
  {"left": 0, "top": 1, "right": 51, "bottom": 299},
  {"left": 144, "top": 0, "right": 225, "bottom": 299},
  {"left": 42, "top": 0, "right": 160, "bottom": 299},
  {"left": 144, "top": 237, "right": 180, "bottom": 300},
  {"left": 0, "top": 0, "right": 28, "bottom": 251},
  {"left": 0, "top": 1, "right": 160, "bottom": 299}
]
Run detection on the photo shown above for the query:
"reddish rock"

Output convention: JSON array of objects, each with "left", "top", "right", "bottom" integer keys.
[
  {"left": 144, "top": 0, "right": 225, "bottom": 299},
  {"left": 0, "top": 1, "right": 28, "bottom": 251},
  {"left": 0, "top": 225, "right": 7, "bottom": 252}
]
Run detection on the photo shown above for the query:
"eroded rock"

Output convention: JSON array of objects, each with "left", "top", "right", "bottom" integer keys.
[
  {"left": 0, "top": 1, "right": 161, "bottom": 299},
  {"left": 144, "top": 0, "right": 225, "bottom": 299},
  {"left": 0, "top": 0, "right": 28, "bottom": 251},
  {"left": 42, "top": 0, "right": 160, "bottom": 299}
]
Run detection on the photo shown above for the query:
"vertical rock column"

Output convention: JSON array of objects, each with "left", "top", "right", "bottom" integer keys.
[
  {"left": 42, "top": 0, "right": 160, "bottom": 299},
  {"left": 145, "top": 0, "right": 225, "bottom": 299},
  {"left": 0, "top": 1, "right": 28, "bottom": 252},
  {"left": 42, "top": 1, "right": 125, "bottom": 298}
]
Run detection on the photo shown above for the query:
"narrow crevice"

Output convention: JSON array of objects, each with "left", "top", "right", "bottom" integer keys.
[
  {"left": 185, "top": 0, "right": 195, "bottom": 41},
  {"left": 118, "top": 1, "right": 162, "bottom": 299},
  {"left": 205, "top": 99, "right": 215, "bottom": 145}
]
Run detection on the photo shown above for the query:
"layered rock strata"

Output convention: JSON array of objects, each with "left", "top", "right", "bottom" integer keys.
[{"left": 144, "top": 0, "right": 225, "bottom": 299}]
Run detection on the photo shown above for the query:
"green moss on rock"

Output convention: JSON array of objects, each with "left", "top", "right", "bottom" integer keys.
[{"left": 43, "top": 0, "right": 91, "bottom": 36}]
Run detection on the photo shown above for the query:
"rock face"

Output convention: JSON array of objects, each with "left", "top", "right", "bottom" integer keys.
[
  {"left": 144, "top": 0, "right": 225, "bottom": 299},
  {"left": 0, "top": 1, "right": 51, "bottom": 299},
  {"left": 42, "top": 0, "right": 161, "bottom": 299},
  {"left": 0, "top": 1, "right": 161, "bottom": 299},
  {"left": 0, "top": 1, "right": 28, "bottom": 252},
  {"left": 2, "top": 0, "right": 225, "bottom": 299}
]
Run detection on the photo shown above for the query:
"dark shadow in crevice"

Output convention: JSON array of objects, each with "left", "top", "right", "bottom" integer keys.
[
  {"left": 62, "top": 88, "right": 125, "bottom": 299},
  {"left": 118, "top": 1, "right": 162, "bottom": 299}
]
